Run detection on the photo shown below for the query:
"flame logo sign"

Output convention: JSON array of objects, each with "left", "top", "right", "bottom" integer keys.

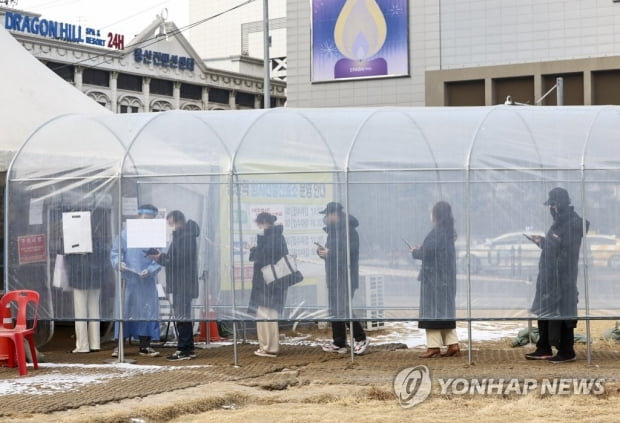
[
  {"left": 393, "top": 365, "right": 432, "bottom": 408},
  {"left": 333, "top": 0, "right": 387, "bottom": 61}
]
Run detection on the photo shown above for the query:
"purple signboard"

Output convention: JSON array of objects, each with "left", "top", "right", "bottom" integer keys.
[{"left": 311, "top": 0, "right": 409, "bottom": 82}]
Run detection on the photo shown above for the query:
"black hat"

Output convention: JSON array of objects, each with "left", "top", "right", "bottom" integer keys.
[
  {"left": 544, "top": 187, "right": 571, "bottom": 206},
  {"left": 319, "top": 202, "right": 344, "bottom": 214},
  {"left": 255, "top": 212, "right": 277, "bottom": 225}
]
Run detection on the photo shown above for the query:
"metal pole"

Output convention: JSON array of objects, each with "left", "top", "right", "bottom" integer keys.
[
  {"left": 3, "top": 178, "right": 10, "bottom": 293},
  {"left": 263, "top": 0, "right": 271, "bottom": 109},
  {"left": 343, "top": 172, "right": 356, "bottom": 363},
  {"left": 229, "top": 173, "right": 239, "bottom": 367},
  {"left": 234, "top": 175, "right": 247, "bottom": 343},
  {"left": 466, "top": 175, "right": 473, "bottom": 364},
  {"left": 105, "top": 181, "right": 134, "bottom": 364},
  {"left": 556, "top": 77, "right": 564, "bottom": 106},
  {"left": 205, "top": 272, "right": 210, "bottom": 346},
  {"left": 580, "top": 163, "right": 592, "bottom": 365}
]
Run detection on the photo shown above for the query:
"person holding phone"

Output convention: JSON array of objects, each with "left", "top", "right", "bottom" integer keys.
[
  {"left": 525, "top": 188, "right": 588, "bottom": 364},
  {"left": 110, "top": 204, "right": 162, "bottom": 357},
  {"left": 317, "top": 202, "right": 369, "bottom": 356},
  {"left": 150, "top": 210, "right": 200, "bottom": 361},
  {"left": 411, "top": 201, "right": 459, "bottom": 358}
]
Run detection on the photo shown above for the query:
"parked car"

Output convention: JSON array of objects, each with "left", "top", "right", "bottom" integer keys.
[
  {"left": 459, "top": 231, "right": 620, "bottom": 274},
  {"left": 588, "top": 234, "right": 620, "bottom": 268},
  {"left": 458, "top": 232, "right": 544, "bottom": 274}
]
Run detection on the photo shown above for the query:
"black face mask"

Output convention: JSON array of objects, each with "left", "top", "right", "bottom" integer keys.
[
  {"left": 550, "top": 205, "right": 559, "bottom": 220},
  {"left": 550, "top": 204, "right": 569, "bottom": 221}
]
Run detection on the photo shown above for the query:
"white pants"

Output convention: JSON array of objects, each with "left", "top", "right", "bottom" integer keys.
[
  {"left": 426, "top": 328, "right": 458, "bottom": 348},
  {"left": 73, "top": 288, "right": 101, "bottom": 352},
  {"left": 256, "top": 306, "right": 279, "bottom": 354}
]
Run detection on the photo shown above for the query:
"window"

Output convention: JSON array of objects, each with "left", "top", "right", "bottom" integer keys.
[
  {"left": 150, "top": 78, "right": 173, "bottom": 96},
  {"left": 445, "top": 80, "right": 485, "bottom": 106},
  {"left": 209, "top": 87, "right": 230, "bottom": 105},
  {"left": 86, "top": 91, "right": 110, "bottom": 109},
  {"left": 82, "top": 68, "right": 110, "bottom": 87},
  {"left": 118, "top": 96, "right": 142, "bottom": 113},
  {"left": 258, "top": 96, "right": 279, "bottom": 109},
  {"left": 493, "top": 76, "right": 534, "bottom": 105},
  {"left": 592, "top": 70, "right": 620, "bottom": 105},
  {"left": 542, "top": 73, "right": 584, "bottom": 105},
  {"left": 119, "top": 105, "right": 139, "bottom": 113},
  {"left": 151, "top": 100, "right": 172, "bottom": 112},
  {"left": 45, "top": 61, "right": 74, "bottom": 83},
  {"left": 180, "top": 83, "right": 202, "bottom": 100},
  {"left": 235, "top": 92, "right": 255, "bottom": 108},
  {"left": 117, "top": 73, "right": 142, "bottom": 92}
]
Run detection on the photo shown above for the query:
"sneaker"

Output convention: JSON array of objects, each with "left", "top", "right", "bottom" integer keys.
[
  {"left": 111, "top": 347, "right": 118, "bottom": 357},
  {"left": 139, "top": 347, "right": 160, "bottom": 357},
  {"left": 549, "top": 354, "right": 577, "bottom": 364},
  {"left": 524, "top": 350, "right": 553, "bottom": 360},
  {"left": 322, "top": 343, "right": 347, "bottom": 354},
  {"left": 254, "top": 349, "right": 277, "bottom": 358},
  {"left": 166, "top": 351, "right": 193, "bottom": 361},
  {"left": 354, "top": 339, "right": 370, "bottom": 355}
]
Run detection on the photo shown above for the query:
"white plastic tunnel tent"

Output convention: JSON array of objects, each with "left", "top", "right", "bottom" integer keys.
[
  {"left": 0, "top": 26, "right": 109, "bottom": 170},
  {"left": 5, "top": 106, "right": 620, "bottom": 365},
  {"left": 0, "top": 25, "right": 108, "bottom": 331}
]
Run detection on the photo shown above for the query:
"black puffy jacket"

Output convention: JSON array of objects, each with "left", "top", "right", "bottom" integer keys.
[{"left": 159, "top": 220, "right": 200, "bottom": 299}]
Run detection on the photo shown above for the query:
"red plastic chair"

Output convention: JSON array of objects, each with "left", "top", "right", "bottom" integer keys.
[{"left": 0, "top": 290, "right": 40, "bottom": 376}]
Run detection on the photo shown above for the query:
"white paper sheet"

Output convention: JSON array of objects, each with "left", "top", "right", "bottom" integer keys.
[
  {"left": 29, "top": 198, "right": 44, "bottom": 225},
  {"left": 122, "top": 197, "right": 138, "bottom": 216},
  {"left": 62, "top": 212, "right": 93, "bottom": 254},
  {"left": 126, "top": 218, "right": 167, "bottom": 249}
]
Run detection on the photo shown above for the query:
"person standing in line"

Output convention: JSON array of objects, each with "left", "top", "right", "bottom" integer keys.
[
  {"left": 248, "top": 212, "right": 289, "bottom": 358},
  {"left": 110, "top": 204, "right": 162, "bottom": 357},
  {"left": 68, "top": 207, "right": 112, "bottom": 353},
  {"left": 526, "top": 188, "right": 588, "bottom": 364},
  {"left": 411, "top": 201, "right": 459, "bottom": 358},
  {"left": 317, "top": 202, "right": 369, "bottom": 356},
  {"left": 150, "top": 210, "right": 200, "bottom": 361}
]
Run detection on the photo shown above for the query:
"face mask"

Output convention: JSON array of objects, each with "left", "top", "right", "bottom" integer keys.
[
  {"left": 323, "top": 216, "right": 329, "bottom": 226},
  {"left": 257, "top": 228, "right": 265, "bottom": 236},
  {"left": 550, "top": 206, "right": 559, "bottom": 220}
]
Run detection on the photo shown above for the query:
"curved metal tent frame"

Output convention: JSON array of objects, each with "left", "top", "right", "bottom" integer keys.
[{"left": 6, "top": 106, "right": 620, "bottom": 365}]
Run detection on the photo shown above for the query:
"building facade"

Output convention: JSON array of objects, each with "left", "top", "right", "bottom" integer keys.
[
  {"left": 188, "top": 0, "right": 287, "bottom": 80},
  {"left": 286, "top": 0, "right": 620, "bottom": 107},
  {"left": 1, "top": 6, "right": 286, "bottom": 113}
]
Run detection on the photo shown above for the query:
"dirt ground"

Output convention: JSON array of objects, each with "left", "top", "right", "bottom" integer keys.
[{"left": 4, "top": 320, "right": 620, "bottom": 423}]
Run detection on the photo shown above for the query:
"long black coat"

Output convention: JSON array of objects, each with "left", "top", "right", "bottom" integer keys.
[
  {"left": 412, "top": 226, "right": 457, "bottom": 330},
  {"left": 531, "top": 207, "right": 588, "bottom": 326},
  {"left": 159, "top": 220, "right": 200, "bottom": 300},
  {"left": 65, "top": 208, "right": 112, "bottom": 290},
  {"left": 321, "top": 215, "right": 360, "bottom": 319},
  {"left": 248, "top": 225, "right": 289, "bottom": 316}
]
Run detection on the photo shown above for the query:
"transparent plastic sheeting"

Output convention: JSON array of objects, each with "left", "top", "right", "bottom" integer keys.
[{"left": 5, "top": 106, "right": 620, "bottom": 324}]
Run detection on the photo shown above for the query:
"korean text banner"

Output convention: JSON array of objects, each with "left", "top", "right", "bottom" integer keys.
[{"left": 311, "top": 0, "right": 409, "bottom": 82}]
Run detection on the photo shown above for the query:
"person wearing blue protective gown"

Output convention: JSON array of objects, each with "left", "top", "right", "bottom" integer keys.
[{"left": 111, "top": 204, "right": 163, "bottom": 357}]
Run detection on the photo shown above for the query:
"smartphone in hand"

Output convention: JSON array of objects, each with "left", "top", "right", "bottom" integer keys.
[
  {"left": 314, "top": 241, "right": 325, "bottom": 249},
  {"left": 523, "top": 234, "right": 541, "bottom": 245}
]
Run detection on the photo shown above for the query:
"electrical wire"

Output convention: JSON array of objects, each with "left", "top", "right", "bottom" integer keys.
[
  {"left": 99, "top": 1, "right": 169, "bottom": 30},
  {"left": 32, "top": 0, "right": 257, "bottom": 71}
]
